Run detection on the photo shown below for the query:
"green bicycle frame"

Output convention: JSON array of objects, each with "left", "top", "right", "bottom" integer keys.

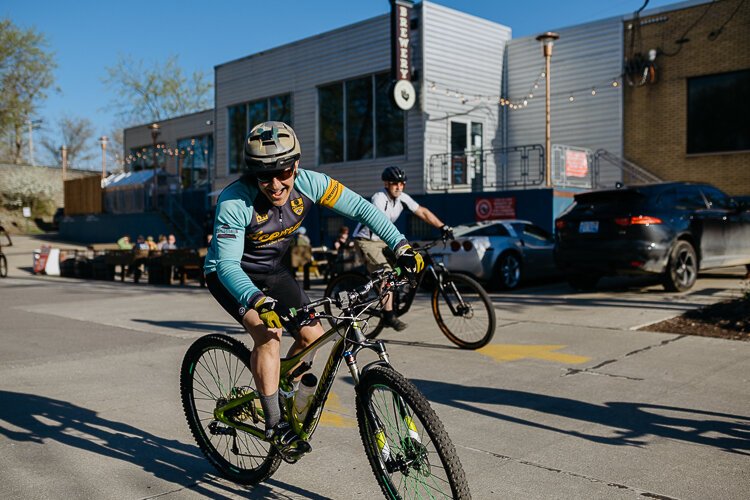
[{"left": 211, "top": 314, "right": 388, "bottom": 442}]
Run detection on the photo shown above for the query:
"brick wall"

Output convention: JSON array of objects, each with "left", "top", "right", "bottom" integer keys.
[{"left": 623, "top": 0, "right": 750, "bottom": 195}]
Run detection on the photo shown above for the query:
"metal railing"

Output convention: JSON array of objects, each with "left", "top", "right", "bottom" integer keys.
[
  {"left": 428, "top": 144, "right": 545, "bottom": 191},
  {"left": 592, "top": 149, "right": 663, "bottom": 187},
  {"left": 162, "top": 194, "right": 204, "bottom": 247}
]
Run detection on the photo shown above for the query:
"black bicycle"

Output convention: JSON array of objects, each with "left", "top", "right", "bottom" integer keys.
[
  {"left": 0, "top": 228, "right": 11, "bottom": 278},
  {"left": 180, "top": 268, "right": 470, "bottom": 498},
  {"left": 323, "top": 239, "right": 496, "bottom": 349}
]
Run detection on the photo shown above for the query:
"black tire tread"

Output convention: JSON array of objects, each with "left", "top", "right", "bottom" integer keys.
[
  {"left": 180, "top": 333, "right": 281, "bottom": 485},
  {"left": 0, "top": 253, "right": 7, "bottom": 278},
  {"left": 355, "top": 365, "right": 471, "bottom": 499},
  {"left": 432, "top": 273, "right": 496, "bottom": 349}
]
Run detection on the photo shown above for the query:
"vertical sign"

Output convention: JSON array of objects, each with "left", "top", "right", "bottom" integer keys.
[
  {"left": 390, "top": 0, "right": 416, "bottom": 110},
  {"left": 565, "top": 149, "right": 589, "bottom": 178}
]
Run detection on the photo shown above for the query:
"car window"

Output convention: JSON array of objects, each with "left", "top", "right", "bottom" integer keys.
[
  {"left": 466, "top": 224, "right": 510, "bottom": 237},
  {"left": 700, "top": 185, "right": 732, "bottom": 210},
  {"left": 521, "top": 224, "right": 553, "bottom": 244},
  {"left": 674, "top": 187, "right": 707, "bottom": 210}
]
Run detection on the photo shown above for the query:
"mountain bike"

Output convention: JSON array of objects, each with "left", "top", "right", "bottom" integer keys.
[
  {"left": 180, "top": 268, "right": 471, "bottom": 499},
  {"left": 323, "top": 239, "right": 496, "bottom": 349},
  {"left": 0, "top": 229, "right": 11, "bottom": 278}
]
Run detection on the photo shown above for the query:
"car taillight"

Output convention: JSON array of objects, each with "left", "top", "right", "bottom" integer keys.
[
  {"left": 614, "top": 215, "right": 663, "bottom": 226},
  {"left": 462, "top": 240, "right": 473, "bottom": 251},
  {"left": 555, "top": 219, "right": 566, "bottom": 230},
  {"left": 450, "top": 241, "right": 461, "bottom": 252}
]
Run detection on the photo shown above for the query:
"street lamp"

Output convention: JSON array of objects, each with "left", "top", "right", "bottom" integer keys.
[
  {"left": 26, "top": 118, "right": 42, "bottom": 166},
  {"left": 60, "top": 145, "right": 68, "bottom": 182},
  {"left": 148, "top": 123, "right": 160, "bottom": 170},
  {"left": 99, "top": 136, "right": 109, "bottom": 179},
  {"left": 536, "top": 31, "right": 559, "bottom": 187}
]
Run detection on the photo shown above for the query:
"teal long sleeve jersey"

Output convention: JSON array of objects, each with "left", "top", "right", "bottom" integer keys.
[{"left": 204, "top": 168, "right": 408, "bottom": 309}]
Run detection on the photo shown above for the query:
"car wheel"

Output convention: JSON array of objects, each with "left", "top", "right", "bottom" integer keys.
[
  {"left": 567, "top": 274, "right": 600, "bottom": 291},
  {"left": 663, "top": 240, "right": 697, "bottom": 292},
  {"left": 495, "top": 252, "right": 522, "bottom": 290}
]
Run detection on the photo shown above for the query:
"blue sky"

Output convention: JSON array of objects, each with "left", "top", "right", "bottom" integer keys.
[{"left": 4, "top": 0, "right": 680, "bottom": 167}]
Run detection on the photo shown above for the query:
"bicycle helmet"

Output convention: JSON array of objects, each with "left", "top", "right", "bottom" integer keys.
[
  {"left": 381, "top": 166, "right": 407, "bottom": 183},
  {"left": 244, "top": 121, "right": 301, "bottom": 175}
]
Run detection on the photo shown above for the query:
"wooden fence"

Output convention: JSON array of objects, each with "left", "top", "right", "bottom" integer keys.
[{"left": 64, "top": 176, "right": 102, "bottom": 215}]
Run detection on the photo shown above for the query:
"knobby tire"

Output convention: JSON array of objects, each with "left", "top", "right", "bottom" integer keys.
[
  {"left": 180, "top": 334, "right": 281, "bottom": 485},
  {"left": 355, "top": 365, "right": 471, "bottom": 499}
]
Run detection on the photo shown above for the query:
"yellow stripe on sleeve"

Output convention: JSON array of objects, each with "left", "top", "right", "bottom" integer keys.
[{"left": 320, "top": 179, "right": 344, "bottom": 208}]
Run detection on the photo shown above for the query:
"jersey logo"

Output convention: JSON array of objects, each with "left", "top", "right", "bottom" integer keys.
[
  {"left": 247, "top": 220, "right": 303, "bottom": 245},
  {"left": 255, "top": 212, "right": 269, "bottom": 224},
  {"left": 291, "top": 197, "right": 304, "bottom": 216},
  {"left": 320, "top": 179, "right": 344, "bottom": 208}
]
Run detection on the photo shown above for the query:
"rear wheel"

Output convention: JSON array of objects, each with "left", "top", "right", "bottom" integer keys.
[
  {"left": 180, "top": 334, "right": 280, "bottom": 485},
  {"left": 663, "top": 240, "right": 697, "bottom": 292},
  {"left": 0, "top": 253, "right": 7, "bottom": 278},
  {"left": 324, "top": 272, "right": 385, "bottom": 339},
  {"left": 495, "top": 251, "right": 522, "bottom": 290},
  {"left": 356, "top": 365, "right": 471, "bottom": 499},
  {"left": 432, "top": 272, "right": 496, "bottom": 349}
]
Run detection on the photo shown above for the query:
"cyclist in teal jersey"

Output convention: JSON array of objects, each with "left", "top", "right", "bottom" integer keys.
[{"left": 204, "top": 121, "right": 424, "bottom": 453}]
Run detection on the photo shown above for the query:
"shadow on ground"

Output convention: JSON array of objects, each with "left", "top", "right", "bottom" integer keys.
[
  {"left": 0, "top": 390, "right": 326, "bottom": 499},
  {"left": 411, "top": 379, "right": 750, "bottom": 456}
]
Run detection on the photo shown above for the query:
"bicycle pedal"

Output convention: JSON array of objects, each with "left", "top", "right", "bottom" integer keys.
[{"left": 276, "top": 440, "right": 312, "bottom": 464}]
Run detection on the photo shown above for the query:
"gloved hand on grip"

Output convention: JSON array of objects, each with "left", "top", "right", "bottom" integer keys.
[
  {"left": 254, "top": 296, "right": 283, "bottom": 329},
  {"left": 395, "top": 245, "right": 425, "bottom": 283},
  {"left": 440, "top": 224, "right": 454, "bottom": 241}
]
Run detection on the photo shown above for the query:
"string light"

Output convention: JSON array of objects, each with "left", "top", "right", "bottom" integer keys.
[{"left": 425, "top": 73, "right": 623, "bottom": 112}]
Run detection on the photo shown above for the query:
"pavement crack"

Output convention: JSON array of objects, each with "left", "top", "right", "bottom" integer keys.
[
  {"left": 460, "top": 445, "right": 680, "bottom": 500},
  {"left": 562, "top": 336, "right": 685, "bottom": 378}
]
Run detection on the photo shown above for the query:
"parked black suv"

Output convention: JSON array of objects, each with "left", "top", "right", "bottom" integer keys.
[{"left": 554, "top": 182, "right": 750, "bottom": 292}]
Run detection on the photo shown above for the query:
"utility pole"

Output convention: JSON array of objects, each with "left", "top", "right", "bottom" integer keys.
[{"left": 536, "top": 32, "right": 559, "bottom": 187}]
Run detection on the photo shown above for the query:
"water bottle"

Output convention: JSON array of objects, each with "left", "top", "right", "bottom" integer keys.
[{"left": 293, "top": 373, "right": 318, "bottom": 422}]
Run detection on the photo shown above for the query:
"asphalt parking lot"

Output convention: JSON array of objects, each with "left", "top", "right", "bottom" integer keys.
[{"left": 0, "top": 236, "right": 748, "bottom": 499}]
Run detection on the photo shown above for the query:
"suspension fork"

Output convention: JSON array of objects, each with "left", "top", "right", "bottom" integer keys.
[{"left": 435, "top": 267, "right": 469, "bottom": 316}]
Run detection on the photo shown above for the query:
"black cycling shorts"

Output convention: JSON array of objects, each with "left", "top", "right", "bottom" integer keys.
[{"left": 206, "top": 267, "right": 309, "bottom": 336}]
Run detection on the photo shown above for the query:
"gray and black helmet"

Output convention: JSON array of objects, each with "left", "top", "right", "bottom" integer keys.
[
  {"left": 382, "top": 166, "right": 407, "bottom": 183},
  {"left": 244, "top": 121, "right": 301, "bottom": 174}
]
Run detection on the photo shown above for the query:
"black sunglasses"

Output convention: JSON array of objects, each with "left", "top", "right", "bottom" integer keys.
[{"left": 256, "top": 166, "right": 295, "bottom": 183}]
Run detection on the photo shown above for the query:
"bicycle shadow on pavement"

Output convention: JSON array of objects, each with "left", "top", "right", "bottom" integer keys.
[
  {"left": 410, "top": 380, "right": 750, "bottom": 456},
  {"left": 0, "top": 390, "right": 325, "bottom": 499}
]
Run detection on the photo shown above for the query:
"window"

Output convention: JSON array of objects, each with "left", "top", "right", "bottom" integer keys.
[
  {"left": 318, "top": 72, "right": 404, "bottom": 164},
  {"left": 468, "top": 224, "right": 510, "bottom": 237},
  {"left": 700, "top": 185, "right": 732, "bottom": 210},
  {"left": 227, "top": 94, "right": 292, "bottom": 173},
  {"left": 687, "top": 70, "right": 750, "bottom": 154},
  {"left": 450, "top": 121, "right": 468, "bottom": 185},
  {"left": 176, "top": 134, "right": 213, "bottom": 188}
]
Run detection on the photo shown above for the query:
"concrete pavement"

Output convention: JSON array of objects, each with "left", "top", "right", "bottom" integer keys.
[{"left": 0, "top": 235, "right": 748, "bottom": 499}]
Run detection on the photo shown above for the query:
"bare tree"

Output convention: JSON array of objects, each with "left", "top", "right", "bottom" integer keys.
[
  {"left": 40, "top": 115, "right": 96, "bottom": 168},
  {"left": 103, "top": 54, "right": 212, "bottom": 124},
  {"left": 0, "top": 18, "right": 57, "bottom": 164}
]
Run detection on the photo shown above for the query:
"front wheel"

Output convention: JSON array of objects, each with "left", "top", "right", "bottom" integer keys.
[
  {"left": 432, "top": 272, "right": 496, "bottom": 349},
  {"left": 324, "top": 271, "right": 385, "bottom": 339},
  {"left": 180, "top": 334, "right": 280, "bottom": 485},
  {"left": 356, "top": 365, "right": 471, "bottom": 499},
  {"left": 0, "top": 253, "right": 7, "bottom": 278},
  {"left": 663, "top": 240, "right": 697, "bottom": 292}
]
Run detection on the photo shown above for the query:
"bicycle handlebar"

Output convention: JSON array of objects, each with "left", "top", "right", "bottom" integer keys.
[{"left": 287, "top": 268, "right": 409, "bottom": 328}]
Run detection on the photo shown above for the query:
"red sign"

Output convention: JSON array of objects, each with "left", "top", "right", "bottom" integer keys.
[
  {"left": 475, "top": 197, "right": 516, "bottom": 221},
  {"left": 565, "top": 150, "right": 589, "bottom": 178}
]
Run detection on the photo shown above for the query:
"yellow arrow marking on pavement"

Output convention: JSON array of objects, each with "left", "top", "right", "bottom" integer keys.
[
  {"left": 320, "top": 391, "right": 356, "bottom": 428},
  {"left": 478, "top": 344, "right": 590, "bottom": 364}
]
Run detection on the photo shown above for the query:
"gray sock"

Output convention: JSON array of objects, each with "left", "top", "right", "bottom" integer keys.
[{"left": 260, "top": 390, "right": 281, "bottom": 431}]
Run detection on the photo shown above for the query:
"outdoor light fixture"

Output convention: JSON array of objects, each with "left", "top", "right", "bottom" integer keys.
[
  {"left": 536, "top": 31, "right": 560, "bottom": 187},
  {"left": 99, "top": 136, "right": 109, "bottom": 179}
]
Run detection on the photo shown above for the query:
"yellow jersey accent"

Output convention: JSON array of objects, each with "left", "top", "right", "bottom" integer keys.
[
  {"left": 255, "top": 212, "right": 269, "bottom": 223},
  {"left": 320, "top": 179, "right": 344, "bottom": 208}
]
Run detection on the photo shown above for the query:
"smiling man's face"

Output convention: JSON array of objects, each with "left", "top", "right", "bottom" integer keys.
[{"left": 256, "top": 163, "right": 297, "bottom": 207}]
